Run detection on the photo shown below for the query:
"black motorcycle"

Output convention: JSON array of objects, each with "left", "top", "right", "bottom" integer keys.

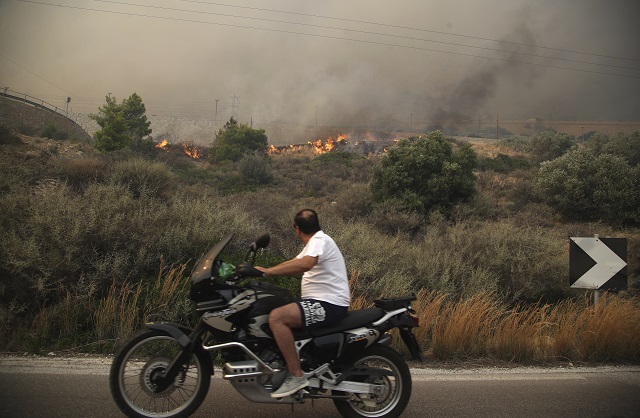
[{"left": 110, "top": 233, "right": 422, "bottom": 418}]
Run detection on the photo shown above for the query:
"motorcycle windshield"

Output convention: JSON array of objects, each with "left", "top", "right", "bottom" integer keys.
[{"left": 190, "top": 234, "right": 234, "bottom": 284}]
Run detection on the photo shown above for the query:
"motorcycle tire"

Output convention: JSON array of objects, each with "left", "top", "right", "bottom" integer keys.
[
  {"left": 332, "top": 344, "right": 412, "bottom": 418},
  {"left": 110, "top": 328, "right": 211, "bottom": 418}
]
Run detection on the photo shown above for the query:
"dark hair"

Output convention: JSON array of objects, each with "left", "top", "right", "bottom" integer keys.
[{"left": 294, "top": 209, "right": 321, "bottom": 234}]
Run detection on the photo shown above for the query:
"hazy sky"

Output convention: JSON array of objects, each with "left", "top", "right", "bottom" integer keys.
[{"left": 1, "top": 0, "right": 639, "bottom": 128}]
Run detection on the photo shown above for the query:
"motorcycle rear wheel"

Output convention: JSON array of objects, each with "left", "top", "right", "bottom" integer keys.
[
  {"left": 333, "top": 345, "right": 412, "bottom": 418},
  {"left": 110, "top": 329, "right": 210, "bottom": 418}
]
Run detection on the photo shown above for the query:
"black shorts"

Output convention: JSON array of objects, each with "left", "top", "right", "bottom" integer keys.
[{"left": 297, "top": 299, "right": 348, "bottom": 330}]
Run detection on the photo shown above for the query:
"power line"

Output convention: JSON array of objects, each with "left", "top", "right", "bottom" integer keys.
[
  {"left": 0, "top": 53, "right": 72, "bottom": 95},
  {"left": 89, "top": 0, "right": 638, "bottom": 72},
  {"left": 15, "top": 0, "right": 640, "bottom": 79},
  {"left": 175, "top": 0, "right": 640, "bottom": 63}
]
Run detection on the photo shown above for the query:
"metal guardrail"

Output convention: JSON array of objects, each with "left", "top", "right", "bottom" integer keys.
[{"left": 0, "top": 87, "right": 85, "bottom": 130}]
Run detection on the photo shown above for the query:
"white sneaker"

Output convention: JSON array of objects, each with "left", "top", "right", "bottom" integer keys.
[{"left": 270, "top": 374, "right": 309, "bottom": 398}]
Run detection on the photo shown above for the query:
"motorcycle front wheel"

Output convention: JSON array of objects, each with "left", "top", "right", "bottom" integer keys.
[
  {"left": 109, "top": 329, "right": 210, "bottom": 418},
  {"left": 333, "top": 344, "right": 412, "bottom": 418}
]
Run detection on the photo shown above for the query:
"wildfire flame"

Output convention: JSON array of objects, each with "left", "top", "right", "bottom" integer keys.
[
  {"left": 268, "top": 134, "right": 348, "bottom": 156},
  {"left": 156, "top": 139, "right": 202, "bottom": 159},
  {"left": 182, "top": 143, "right": 202, "bottom": 159},
  {"left": 309, "top": 134, "right": 348, "bottom": 154}
]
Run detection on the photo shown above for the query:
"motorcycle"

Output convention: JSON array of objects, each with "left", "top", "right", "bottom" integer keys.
[{"left": 110, "top": 233, "right": 422, "bottom": 418}]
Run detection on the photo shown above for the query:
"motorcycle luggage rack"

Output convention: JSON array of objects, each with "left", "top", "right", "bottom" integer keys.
[{"left": 373, "top": 295, "right": 416, "bottom": 310}]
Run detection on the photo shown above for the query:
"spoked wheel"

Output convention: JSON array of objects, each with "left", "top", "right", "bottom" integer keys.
[
  {"left": 110, "top": 329, "right": 210, "bottom": 418},
  {"left": 333, "top": 345, "right": 412, "bottom": 418}
]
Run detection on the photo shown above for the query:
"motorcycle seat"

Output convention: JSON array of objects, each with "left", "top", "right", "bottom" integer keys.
[{"left": 293, "top": 307, "right": 385, "bottom": 339}]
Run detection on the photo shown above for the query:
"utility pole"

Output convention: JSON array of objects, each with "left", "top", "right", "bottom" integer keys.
[
  {"left": 410, "top": 113, "right": 413, "bottom": 131},
  {"left": 231, "top": 94, "right": 239, "bottom": 119},
  {"left": 496, "top": 113, "right": 500, "bottom": 139},
  {"left": 215, "top": 99, "right": 219, "bottom": 123}
]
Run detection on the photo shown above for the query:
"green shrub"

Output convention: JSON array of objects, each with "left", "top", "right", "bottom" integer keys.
[
  {"left": 534, "top": 148, "right": 640, "bottom": 225},
  {"left": 367, "top": 199, "right": 424, "bottom": 236},
  {"left": 477, "top": 153, "right": 530, "bottom": 173},
  {"left": 371, "top": 131, "right": 477, "bottom": 218},
  {"left": 209, "top": 118, "right": 268, "bottom": 162},
  {"left": 108, "top": 157, "right": 175, "bottom": 198},
  {"left": 55, "top": 157, "right": 108, "bottom": 191},
  {"left": 42, "top": 123, "right": 68, "bottom": 140},
  {"left": 500, "top": 132, "right": 574, "bottom": 165},
  {"left": 584, "top": 131, "right": 640, "bottom": 166},
  {"left": 239, "top": 151, "right": 273, "bottom": 185},
  {"left": 334, "top": 183, "right": 373, "bottom": 219},
  {"left": 528, "top": 131, "right": 573, "bottom": 163}
]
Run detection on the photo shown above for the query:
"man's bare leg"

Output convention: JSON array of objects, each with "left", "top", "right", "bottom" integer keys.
[{"left": 269, "top": 303, "right": 303, "bottom": 377}]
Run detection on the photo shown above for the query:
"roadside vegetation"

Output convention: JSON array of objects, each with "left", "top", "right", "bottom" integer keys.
[{"left": 1, "top": 95, "right": 639, "bottom": 364}]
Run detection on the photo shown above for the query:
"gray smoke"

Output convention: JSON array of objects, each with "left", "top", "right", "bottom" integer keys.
[{"left": 1, "top": 0, "right": 638, "bottom": 134}]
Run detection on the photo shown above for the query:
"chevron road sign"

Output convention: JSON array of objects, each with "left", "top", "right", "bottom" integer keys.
[{"left": 569, "top": 237, "right": 627, "bottom": 290}]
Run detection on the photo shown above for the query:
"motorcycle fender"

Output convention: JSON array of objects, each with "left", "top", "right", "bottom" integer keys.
[
  {"left": 146, "top": 322, "right": 192, "bottom": 347},
  {"left": 145, "top": 322, "right": 215, "bottom": 376}
]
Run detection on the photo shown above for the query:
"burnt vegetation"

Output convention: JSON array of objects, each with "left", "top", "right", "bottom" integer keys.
[{"left": 1, "top": 114, "right": 639, "bottom": 362}]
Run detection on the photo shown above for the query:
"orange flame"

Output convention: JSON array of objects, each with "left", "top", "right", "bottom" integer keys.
[
  {"left": 310, "top": 134, "right": 348, "bottom": 155},
  {"left": 155, "top": 139, "right": 169, "bottom": 150},
  {"left": 268, "top": 134, "right": 348, "bottom": 155},
  {"left": 182, "top": 143, "right": 202, "bottom": 159}
]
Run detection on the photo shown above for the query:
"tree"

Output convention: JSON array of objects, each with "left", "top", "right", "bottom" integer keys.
[
  {"left": 527, "top": 131, "right": 573, "bottom": 164},
  {"left": 602, "top": 131, "right": 640, "bottom": 166},
  {"left": 534, "top": 147, "right": 640, "bottom": 225},
  {"left": 209, "top": 117, "right": 268, "bottom": 162},
  {"left": 371, "top": 131, "right": 477, "bottom": 218},
  {"left": 91, "top": 93, "right": 152, "bottom": 152}
]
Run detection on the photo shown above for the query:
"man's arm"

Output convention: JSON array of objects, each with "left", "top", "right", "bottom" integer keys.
[{"left": 256, "top": 255, "right": 317, "bottom": 277}]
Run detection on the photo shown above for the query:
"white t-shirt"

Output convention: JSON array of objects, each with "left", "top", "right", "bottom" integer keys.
[{"left": 296, "top": 231, "right": 350, "bottom": 307}]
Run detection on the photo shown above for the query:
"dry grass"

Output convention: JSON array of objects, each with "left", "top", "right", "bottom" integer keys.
[
  {"left": 95, "top": 280, "right": 143, "bottom": 343},
  {"left": 9, "top": 269, "right": 640, "bottom": 364},
  {"left": 95, "top": 260, "right": 190, "bottom": 346},
  {"left": 358, "top": 289, "right": 640, "bottom": 364},
  {"left": 430, "top": 293, "right": 503, "bottom": 359}
]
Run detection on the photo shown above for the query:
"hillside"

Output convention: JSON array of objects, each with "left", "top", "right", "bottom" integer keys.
[{"left": 0, "top": 96, "right": 91, "bottom": 142}]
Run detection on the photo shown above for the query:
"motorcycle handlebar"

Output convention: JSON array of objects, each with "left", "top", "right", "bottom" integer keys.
[{"left": 236, "top": 262, "right": 265, "bottom": 278}]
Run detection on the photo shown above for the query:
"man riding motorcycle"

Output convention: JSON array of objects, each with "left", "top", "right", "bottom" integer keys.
[{"left": 251, "top": 208, "right": 350, "bottom": 398}]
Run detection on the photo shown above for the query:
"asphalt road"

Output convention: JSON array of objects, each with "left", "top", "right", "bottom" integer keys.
[{"left": 1, "top": 356, "right": 639, "bottom": 417}]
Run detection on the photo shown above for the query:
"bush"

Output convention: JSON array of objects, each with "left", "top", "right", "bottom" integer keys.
[
  {"left": 584, "top": 131, "right": 640, "bottom": 166},
  {"left": 334, "top": 183, "right": 373, "bottom": 219},
  {"left": 0, "top": 178, "right": 264, "bottom": 312},
  {"left": 500, "top": 132, "right": 574, "bottom": 165},
  {"left": 42, "top": 123, "right": 68, "bottom": 140},
  {"left": 108, "top": 157, "right": 175, "bottom": 198},
  {"left": 371, "top": 131, "right": 477, "bottom": 218},
  {"left": 534, "top": 148, "right": 640, "bottom": 225},
  {"left": 55, "top": 157, "right": 108, "bottom": 191},
  {"left": 477, "top": 153, "right": 530, "bottom": 173},
  {"left": 367, "top": 199, "right": 424, "bottom": 236},
  {"left": 209, "top": 118, "right": 268, "bottom": 162},
  {"left": 239, "top": 151, "right": 273, "bottom": 185}
]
